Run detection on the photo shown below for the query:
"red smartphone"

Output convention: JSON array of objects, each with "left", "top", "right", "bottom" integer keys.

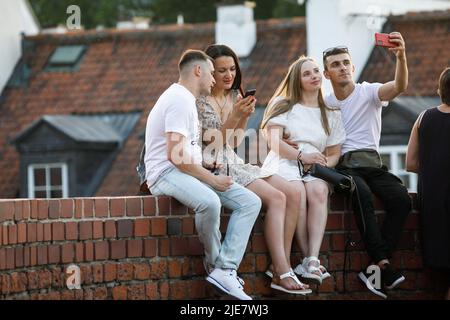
[
  {"left": 244, "top": 89, "right": 256, "bottom": 98},
  {"left": 375, "top": 33, "right": 396, "bottom": 48}
]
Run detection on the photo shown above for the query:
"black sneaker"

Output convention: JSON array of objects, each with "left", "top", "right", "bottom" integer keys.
[
  {"left": 382, "top": 265, "right": 405, "bottom": 290},
  {"left": 358, "top": 268, "right": 387, "bottom": 299}
]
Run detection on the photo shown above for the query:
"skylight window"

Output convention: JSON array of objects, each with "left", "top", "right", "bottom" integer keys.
[{"left": 45, "top": 45, "right": 86, "bottom": 71}]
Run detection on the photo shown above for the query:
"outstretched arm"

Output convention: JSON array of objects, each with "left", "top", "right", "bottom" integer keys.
[{"left": 378, "top": 32, "right": 408, "bottom": 101}]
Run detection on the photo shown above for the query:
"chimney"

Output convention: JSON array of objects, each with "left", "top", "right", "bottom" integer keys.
[{"left": 215, "top": 2, "right": 256, "bottom": 58}]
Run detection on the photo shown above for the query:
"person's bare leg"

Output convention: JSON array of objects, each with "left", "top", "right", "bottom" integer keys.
[
  {"left": 304, "top": 180, "right": 329, "bottom": 272},
  {"left": 246, "top": 178, "right": 304, "bottom": 290},
  {"left": 263, "top": 176, "right": 304, "bottom": 265}
]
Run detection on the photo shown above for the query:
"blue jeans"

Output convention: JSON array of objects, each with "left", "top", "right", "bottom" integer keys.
[{"left": 150, "top": 167, "right": 261, "bottom": 270}]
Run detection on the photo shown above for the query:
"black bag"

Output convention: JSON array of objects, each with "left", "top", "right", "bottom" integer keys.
[{"left": 308, "top": 163, "right": 354, "bottom": 193}]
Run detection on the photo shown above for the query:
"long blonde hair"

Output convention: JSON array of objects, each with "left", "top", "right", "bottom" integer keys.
[{"left": 261, "top": 56, "right": 331, "bottom": 135}]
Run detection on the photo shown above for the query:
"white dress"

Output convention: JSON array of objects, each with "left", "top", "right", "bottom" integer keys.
[{"left": 262, "top": 102, "right": 346, "bottom": 182}]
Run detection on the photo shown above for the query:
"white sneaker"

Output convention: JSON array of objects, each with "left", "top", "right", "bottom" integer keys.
[{"left": 206, "top": 268, "right": 252, "bottom": 300}]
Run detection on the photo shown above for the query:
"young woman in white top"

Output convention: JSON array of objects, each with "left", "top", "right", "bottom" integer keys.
[{"left": 261, "top": 56, "right": 346, "bottom": 285}]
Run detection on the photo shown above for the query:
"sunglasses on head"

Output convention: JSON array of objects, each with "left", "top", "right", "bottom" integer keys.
[{"left": 322, "top": 46, "right": 349, "bottom": 58}]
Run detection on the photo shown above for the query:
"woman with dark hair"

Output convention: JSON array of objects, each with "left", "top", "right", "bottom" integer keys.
[
  {"left": 406, "top": 67, "right": 450, "bottom": 299},
  {"left": 197, "top": 44, "right": 311, "bottom": 295}
]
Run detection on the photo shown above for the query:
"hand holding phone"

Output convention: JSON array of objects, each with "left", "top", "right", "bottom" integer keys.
[
  {"left": 375, "top": 33, "right": 396, "bottom": 48},
  {"left": 244, "top": 89, "right": 256, "bottom": 98}
]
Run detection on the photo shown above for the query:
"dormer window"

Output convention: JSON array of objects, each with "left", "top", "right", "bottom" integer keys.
[
  {"left": 45, "top": 45, "right": 86, "bottom": 72},
  {"left": 28, "top": 163, "right": 68, "bottom": 198}
]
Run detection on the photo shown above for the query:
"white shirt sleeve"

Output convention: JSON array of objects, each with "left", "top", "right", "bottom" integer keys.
[
  {"left": 365, "top": 82, "right": 388, "bottom": 108},
  {"left": 165, "top": 102, "right": 189, "bottom": 137},
  {"left": 267, "top": 112, "right": 288, "bottom": 128},
  {"left": 326, "top": 110, "right": 346, "bottom": 147}
]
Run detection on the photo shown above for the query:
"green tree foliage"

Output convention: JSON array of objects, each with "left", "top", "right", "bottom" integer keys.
[{"left": 29, "top": 0, "right": 306, "bottom": 29}]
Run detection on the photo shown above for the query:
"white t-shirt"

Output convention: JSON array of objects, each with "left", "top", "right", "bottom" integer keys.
[
  {"left": 324, "top": 82, "right": 388, "bottom": 155},
  {"left": 261, "top": 102, "right": 346, "bottom": 181},
  {"left": 144, "top": 83, "right": 202, "bottom": 187}
]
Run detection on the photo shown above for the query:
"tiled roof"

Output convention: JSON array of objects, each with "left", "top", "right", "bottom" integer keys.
[
  {"left": 359, "top": 9, "right": 450, "bottom": 96},
  {"left": 0, "top": 18, "right": 306, "bottom": 198}
]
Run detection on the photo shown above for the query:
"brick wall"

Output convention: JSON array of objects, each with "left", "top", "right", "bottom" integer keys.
[{"left": 0, "top": 194, "right": 446, "bottom": 300}]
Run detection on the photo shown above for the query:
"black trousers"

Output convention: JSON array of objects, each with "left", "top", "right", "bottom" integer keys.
[{"left": 337, "top": 166, "right": 412, "bottom": 264}]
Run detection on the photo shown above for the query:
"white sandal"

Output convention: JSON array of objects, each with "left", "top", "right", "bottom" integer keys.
[
  {"left": 270, "top": 270, "right": 312, "bottom": 295},
  {"left": 300, "top": 256, "right": 323, "bottom": 285}
]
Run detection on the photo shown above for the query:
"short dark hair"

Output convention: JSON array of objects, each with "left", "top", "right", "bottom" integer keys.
[
  {"left": 322, "top": 46, "right": 350, "bottom": 70},
  {"left": 204, "top": 44, "right": 243, "bottom": 94},
  {"left": 178, "top": 49, "right": 212, "bottom": 72},
  {"left": 438, "top": 67, "right": 450, "bottom": 105}
]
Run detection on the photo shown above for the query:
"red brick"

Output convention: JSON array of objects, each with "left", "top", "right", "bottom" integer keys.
[
  {"left": 94, "top": 287, "right": 107, "bottom": 300},
  {"left": 1, "top": 225, "right": 7, "bottom": 245},
  {"left": 14, "top": 201, "right": 23, "bottom": 221},
  {"left": 146, "top": 282, "right": 159, "bottom": 299},
  {"left": 157, "top": 197, "right": 170, "bottom": 216},
  {"left": 328, "top": 252, "right": 346, "bottom": 271},
  {"left": 126, "top": 197, "right": 142, "bottom": 216},
  {"left": 22, "top": 200, "right": 30, "bottom": 220},
  {"left": 117, "top": 219, "right": 133, "bottom": 238},
  {"left": 8, "top": 225, "right": 17, "bottom": 244},
  {"left": 10, "top": 272, "right": 27, "bottom": 293},
  {"left": 188, "top": 237, "right": 204, "bottom": 255},
  {"left": 48, "top": 200, "right": 60, "bottom": 219},
  {"left": 79, "top": 221, "right": 93, "bottom": 240},
  {"left": 85, "top": 242, "right": 94, "bottom": 261},
  {"left": 0, "top": 201, "right": 14, "bottom": 222},
  {"left": 151, "top": 217, "right": 167, "bottom": 236},
  {"left": 255, "top": 254, "right": 269, "bottom": 273},
  {"left": 17, "top": 223, "right": 27, "bottom": 243},
  {"left": 48, "top": 244, "right": 60, "bottom": 264},
  {"left": 110, "top": 199, "right": 125, "bottom": 217},
  {"left": 128, "top": 284, "right": 145, "bottom": 300},
  {"left": 189, "top": 280, "right": 207, "bottom": 299},
  {"left": 144, "top": 239, "right": 157, "bottom": 257},
  {"left": 110, "top": 240, "right": 126, "bottom": 259},
  {"left": 117, "top": 263, "right": 134, "bottom": 281},
  {"left": 44, "top": 223, "right": 52, "bottom": 241},
  {"left": 134, "top": 218, "right": 150, "bottom": 237},
  {"left": 37, "top": 245, "right": 47, "bottom": 265},
  {"left": 330, "top": 233, "right": 346, "bottom": 251},
  {"left": 52, "top": 222, "right": 65, "bottom": 241},
  {"left": 61, "top": 290, "right": 75, "bottom": 300},
  {"left": 93, "top": 221, "right": 103, "bottom": 239},
  {"left": 28, "top": 271, "right": 38, "bottom": 290},
  {"left": 170, "top": 198, "right": 188, "bottom": 215},
  {"left": 104, "top": 263, "right": 117, "bottom": 282},
  {"left": 152, "top": 260, "right": 168, "bottom": 281},
  {"left": 170, "top": 281, "right": 188, "bottom": 299},
  {"left": 326, "top": 213, "right": 343, "bottom": 230},
  {"left": 159, "top": 238, "right": 170, "bottom": 256},
  {"left": 112, "top": 285, "right": 127, "bottom": 300},
  {"left": 37, "top": 200, "right": 49, "bottom": 220},
  {"left": 168, "top": 259, "right": 184, "bottom": 278},
  {"left": 30, "top": 200, "right": 38, "bottom": 219},
  {"left": 94, "top": 198, "right": 108, "bottom": 218},
  {"left": 51, "top": 267, "right": 64, "bottom": 289},
  {"left": 75, "top": 199, "right": 83, "bottom": 218},
  {"left": 1, "top": 274, "right": 11, "bottom": 295},
  {"left": 15, "top": 247, "right": 24, "bottom": 268},
  {"left": 66, "top": 221, "right": 78, "bottom": 240},
  {"left": 83, "top": 199, "right": 94, "bottom": 218},
  {"left": 30, "top": 246, "right": 37, "bottom": 266},
  {"left": 36, "top": 223, "right": 44, "bottom": 241},
  {"left": 75, "top": 242, "right": 84, "bottom": 262},
  {"left": 92, "top": 264, "right": 104, "bottom": 283},
  {"left": 80, "top": 265, "right": 93, "bottom": 285},
  {"left": 171, "top": 238, "right": 189, "bottom": 256},
  {"left": 159, "top": 281, "right": 169, "bottom": 300},
  {"left": 60, "top": 199, "right": 74, "bottom": 218},
  {"left": 134, "top": 263, "right": 150, "bottom": 280},
  {"left": 94, "top": 241, "right": 109, "bottom": 260},
  {"left": 61, "top": 243, "right": 74, "bottom": 263},
  {"left": 143, "top": 197, "right": 156, "bottom": 216},
  {"left": 127, "top": 239, "right": 143, "bottom": 258},
  {"left": 251, "top": 234, "right": 268, "bottom": 253},
  {"left": 104, "top": 220, "right": 116, "bottom": 238},
  {"left": 182, "top": 217, "right": 194, "bottom": 234},
  {"left": 23, "top": 246, "right": 30, "bottom": 267}
]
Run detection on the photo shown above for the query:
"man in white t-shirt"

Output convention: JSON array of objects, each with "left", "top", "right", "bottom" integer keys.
[
  {"left": 322, "top": 33, "right": 411, "bottom": 299},
  {"left": 144, "top": 49, "right": 261, "bottom": 300}
]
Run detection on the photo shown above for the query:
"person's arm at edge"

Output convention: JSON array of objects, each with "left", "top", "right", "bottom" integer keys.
[
  {"left": 325, "top": 144, "right": 342, "bottom": 168},
  {"left": 378, "top": 32, "right": 408, "bottom": 101},
  {"left": 406, "top": 119, "right": 420, "bottom": 173}
]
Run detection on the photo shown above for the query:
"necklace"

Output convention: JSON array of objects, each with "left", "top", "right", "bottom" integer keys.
[{"left": 212, "top": 94, "right": 229, "bottom": 119}]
